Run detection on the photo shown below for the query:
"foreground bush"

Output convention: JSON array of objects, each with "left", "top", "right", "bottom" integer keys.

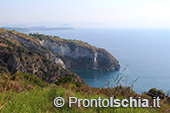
[
  {"left": 147, "top": 88, "right": 165, "bottom": 99},
  {"left": 0, "top": 72, "right": 169, "bottom": 113}
]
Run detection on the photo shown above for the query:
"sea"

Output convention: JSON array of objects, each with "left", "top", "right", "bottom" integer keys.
[{"left": 21, "top": 28, "right": 170, "bottom": 94}]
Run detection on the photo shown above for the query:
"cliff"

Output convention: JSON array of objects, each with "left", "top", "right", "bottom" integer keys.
[
  {"left": 0, "top": 35, "right": 84, "bottom": 84},
  {"left": 0, "top": 28, "right": 120, "bottom": 71},
  {"left": 39, "top": 37, "right": 120, "bottom": 71}
]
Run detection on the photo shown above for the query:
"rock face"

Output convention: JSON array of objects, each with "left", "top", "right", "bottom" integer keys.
[
  {"left": 0, "top": 52, "right": 26, "bottom": 73},
  {"left": 0, "top": 28, "right": 120, "bottom": 72},
  {"left": 39, "top": 38, "right": 120, "bottom": 71},
  {"left": 0, "top": 36, "right": 84, "bottom": 84}
]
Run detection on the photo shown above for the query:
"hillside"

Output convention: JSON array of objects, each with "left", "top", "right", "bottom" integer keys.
[
  {"left": 0, "top": 72, "right": 170, "bottom": 113},
  {"left": 0, "top": 29, "right": 170, "bottom": 112},
  {"left": 0, "top": 28, "right": 120, "bottom": 71},
  {"left": 0, "top": 35, "right": 83, "bottom": 84}
]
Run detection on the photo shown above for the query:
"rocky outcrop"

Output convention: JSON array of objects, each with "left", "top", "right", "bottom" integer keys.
[
  {"left": 0, "top": 52, "right": 26, "bottom": 73},
  {"left": 39, "top": 38, "right": 120, "bottom": 71},
  {"left": 0, "top": 36, "right": 84, "bottom": 84},
  {"left": 0, "top": 28, "right": 120, "bottom": 71}
]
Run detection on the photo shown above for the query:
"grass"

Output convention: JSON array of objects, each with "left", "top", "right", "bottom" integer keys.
[
  {"left": 0, "top": 72, "right": 170, "bottom": 113},
  {"left": 0, "top": 86, "right": 153, "bottom": 113}
]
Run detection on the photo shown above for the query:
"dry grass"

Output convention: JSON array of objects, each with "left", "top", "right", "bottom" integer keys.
[
  {"left": 0, "top": 76, "right": 17, "bottom": 113},
  {"left": 0, "top": 43, "right": 8, "bottom": 47}
]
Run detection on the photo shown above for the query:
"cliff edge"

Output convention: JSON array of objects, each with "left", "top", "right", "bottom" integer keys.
[{"left": 0, "top": 28, "right": 120, "bottom": 71}]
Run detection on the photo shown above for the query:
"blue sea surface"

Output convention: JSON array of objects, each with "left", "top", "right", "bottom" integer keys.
[{"left": 22, "top": 29, "right": 170, "bottom": 94}]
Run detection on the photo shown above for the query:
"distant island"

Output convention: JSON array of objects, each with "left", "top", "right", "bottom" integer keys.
[{"left": 0, "top": 26, "right": 75, "bottom": 32}]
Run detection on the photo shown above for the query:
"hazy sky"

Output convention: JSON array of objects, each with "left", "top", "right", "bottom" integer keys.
[{"left": 0, "top": 0, "right": 170, "bottom": 28}]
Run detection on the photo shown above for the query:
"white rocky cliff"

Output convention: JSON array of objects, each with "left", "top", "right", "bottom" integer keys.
[{"left": 39, "top": 37, "right": 120, "bottom": 71}]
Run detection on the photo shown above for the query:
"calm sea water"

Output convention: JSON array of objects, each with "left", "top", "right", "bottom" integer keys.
[{"left": 22, "top": 29, "right": 170, "bottom": 94}]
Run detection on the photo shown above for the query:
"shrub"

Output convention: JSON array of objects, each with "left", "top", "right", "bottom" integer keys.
[
  {"left": 147, "top": 88, "right": 165, "bottom": 99},
  {"left": 75, "top": 82, "right": 82, "bottom": 87},
  {"left": 55, "top": 76, "right": 73, "bottom": 85},
  {"left": 23, "top": 73, "right": 31, "bottom": 80},
  {"left": 28, "top": 75, "right": 46, "bottom": 87}
]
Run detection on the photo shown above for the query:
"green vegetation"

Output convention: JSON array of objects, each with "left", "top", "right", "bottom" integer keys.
[
  {"left": 147, "top": 88, "right": 166, "bottom": 99},
  {"left": 0, "top": 28, "right": 169, "bottom": 113},
  {"left": 0, "top": 72, "right": 170, "bottom": 113},
  {"left": 55, "top": 76, "right": 82, "bottom": 87}
]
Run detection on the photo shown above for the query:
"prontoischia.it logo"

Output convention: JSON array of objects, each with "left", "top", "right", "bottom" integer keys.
[{"left": 54, "top": 96, "right": 160, "bottom": 108}]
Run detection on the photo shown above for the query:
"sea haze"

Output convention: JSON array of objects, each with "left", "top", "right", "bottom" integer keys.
[{"left": 21, "top": 28, "right": 170, "bottom": 94}]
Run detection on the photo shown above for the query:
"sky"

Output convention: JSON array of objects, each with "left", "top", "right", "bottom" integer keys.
[{"left": 0, "top": 0, "right": 170, "bottom": 28}]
